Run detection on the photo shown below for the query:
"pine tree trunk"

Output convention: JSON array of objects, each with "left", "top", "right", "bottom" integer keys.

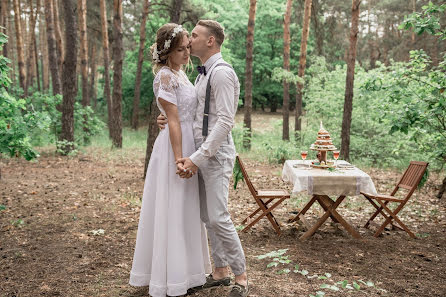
[
  {"left": 26, "top": 0, "right": 40, "bottom": 92},
  {"left": 59, "top": 0, "right": 78, "bottom": 155},
  {"left": 340, "top": 0, "right": 361, "bottom": 161},
  {"left": 111, "top": 0, "right": 123, "bottom": 148},
  {"left": 100, "top": 0, "right": 113, "bottom": 136},
  {"left": 243, "top": 0, "right": 257, "bottom": 149},
  {"left": 53, "top": 0, "right": 64, "bottom": 73},
  {"left": 144, "top": 99, "right": 160, "bottom": 178},
  {"left": 169, "top": 0, "right": 183, "bottom": 24},
  {"left": 411, "top": 0, "right": 416, "bottom": 44},
  {"left": 311, "top": 0, "right": 323, "bottom": 56},
  {"left": 34, "top": 25, "right": 41, "bottom": 91},
  {"left": 40, "top": 10, "right": 49, "bottom": 91},
  {"left": 44, "top": 0, "right": 61, "bottom": 95},
  {"left": 131, "top": 0, "right": 150, "bottom": 130},
  {"left": 282, "top": 0, "right": 292, "bottom": 141},
  {"left": 13, "top": 0, "right": 27, "bottom": 96},
  {"left": 8, "top": 0, "right": 17, "bottom": 87},
  {"left": 89, "top": 43, "right": 97, "bottom": 108},
  {"left": 78, "top": 0, "right": 89, "bottom": 106},
  {"left": 1, "top": 0, "right": 8, "bottom": 58},
  {"left": 294, "top": 0, "right": 312, "bottom": 137},
  {"left": 437, "top": 175, "right": 446, "bottom": 199}
]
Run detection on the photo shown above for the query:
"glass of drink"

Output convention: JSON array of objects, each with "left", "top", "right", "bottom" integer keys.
[
  {"left": 301, "top": 151, "right": 308, "bottom": 168},
  {"left": 333, "top": 150, "right": 340, "bottom": 166}
]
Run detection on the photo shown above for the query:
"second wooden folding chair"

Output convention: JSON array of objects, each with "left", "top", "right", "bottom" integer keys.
[
  {"left": 361, "top": 161, "right": 428, "bottom": 238},
  {"left": 236, "top": 155, "right": 290, "bottom": 235}
]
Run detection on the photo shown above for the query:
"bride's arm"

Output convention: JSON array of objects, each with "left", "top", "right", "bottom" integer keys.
[{"left": 158, "top": 98, "right": 182, "bottom": 161}]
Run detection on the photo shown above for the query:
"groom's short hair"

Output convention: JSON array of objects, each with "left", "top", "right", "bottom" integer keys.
[{"left": 197, "top": 20, "right": 225, "bottom": 46}]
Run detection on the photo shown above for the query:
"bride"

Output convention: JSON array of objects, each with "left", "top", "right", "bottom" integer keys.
[{"left": 129, "top": 23, "right": 211, "bottom": 297}]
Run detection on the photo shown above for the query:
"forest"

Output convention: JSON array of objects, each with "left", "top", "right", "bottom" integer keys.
[{"left": 1, "top": 0, "right": 446, "bottom": 296}]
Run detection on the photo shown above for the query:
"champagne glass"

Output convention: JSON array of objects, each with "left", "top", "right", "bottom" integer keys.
[
  {"left": 301, "top": 151, "right": 308, "bottom": 168},
  {"left": 333, "top": 150, "right": 340, "bottom": 167}
]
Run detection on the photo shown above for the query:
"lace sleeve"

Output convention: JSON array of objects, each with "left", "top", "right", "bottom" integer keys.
[{"left": 153, "top": 68, "right": 179, "bottom": 106}]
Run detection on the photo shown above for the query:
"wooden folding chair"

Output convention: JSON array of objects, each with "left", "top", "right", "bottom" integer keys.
[
  {"left": 361, "top": 161, "right": 428, "bottom": 238},
  {"left": 236, "top": 155, "right": 290, "bottom": 235}
]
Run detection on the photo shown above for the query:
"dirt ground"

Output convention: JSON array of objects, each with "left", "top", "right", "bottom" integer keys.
[{"left": 1, "top": 148, "right": 446, "bottom": 297}]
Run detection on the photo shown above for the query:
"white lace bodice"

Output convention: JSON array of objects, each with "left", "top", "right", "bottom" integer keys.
[{"left": 153, "top": 67, "right": 197, "bottom": 123}]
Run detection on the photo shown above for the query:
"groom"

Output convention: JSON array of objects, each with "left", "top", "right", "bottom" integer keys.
[{"left": 158, "top": 20, "right": 249, "bottom": 297}]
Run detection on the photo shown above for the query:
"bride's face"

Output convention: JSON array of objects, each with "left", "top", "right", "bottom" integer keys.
[{"left": 169, "top": 35, "right": 190, "bottom": 67}]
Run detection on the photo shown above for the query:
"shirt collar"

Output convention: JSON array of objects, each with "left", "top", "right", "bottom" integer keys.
[{"left": 203, "top": 52, "right": 222, "bottom": 70}]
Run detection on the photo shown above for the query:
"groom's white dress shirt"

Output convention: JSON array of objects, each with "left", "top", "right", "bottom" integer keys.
[{"left": 189, "top": 53, "right": 240, "bottom": 168}]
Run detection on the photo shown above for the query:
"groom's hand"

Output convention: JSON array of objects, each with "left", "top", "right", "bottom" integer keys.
[
  {"left": 157, "top": 114, "right": 168, "bottom": 130},
  {"left": 177, "top": 157, "right": 198, "bottom": 178},
  {"left": 176, "top": 161, "right": 190, "bottom": 178},
  {"left": 176, "top": 159, "right": 194, "bottom": 178}
]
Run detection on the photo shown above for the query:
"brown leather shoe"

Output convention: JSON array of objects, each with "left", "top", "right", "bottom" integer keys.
[
  {"left": 186, "top": 274, "right": 231, "bottom": 294},
  {"left": 202, "top": 274, "right": 231, "bottom": 289},
  {"left": 229, "top": 283, "right": 249, "bottom": 297}
]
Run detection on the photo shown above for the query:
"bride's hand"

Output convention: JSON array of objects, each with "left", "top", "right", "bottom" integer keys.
[
  {"left": 176, "top": 157, "right": 197, "bottom": 178},
  {"left": 176, "top": 160, "right": 193, "bottom": 178}
]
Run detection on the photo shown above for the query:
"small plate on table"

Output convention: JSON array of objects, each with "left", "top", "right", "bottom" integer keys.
[{"left": 336, "top": 163, "right": 355, "bottom": 169}]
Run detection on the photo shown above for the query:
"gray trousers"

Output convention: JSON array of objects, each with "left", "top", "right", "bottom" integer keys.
[{"left": 195, "top": 135, "right": 246, "bottom": 276}]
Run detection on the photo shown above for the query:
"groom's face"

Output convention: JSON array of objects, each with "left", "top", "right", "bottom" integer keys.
[{"left": 190, "top": 25, "right": 209, "bottom": 58}]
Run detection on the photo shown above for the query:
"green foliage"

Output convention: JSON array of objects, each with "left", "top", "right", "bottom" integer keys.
[
  {"left": 271, "top": 68, "right": 304, "bottom": 85},
  {"left": 257, "top": 249, "right": 385, "bottom": 297},
  {"left": 0, "top": 33, "right": 43, "bottom": 160},
  {"left": 363, "top": 50, "right": 445, "bottom": 168},
  {"left": 25, "top": 92, "right": 105, "bottom": 147},
  {"left": 0, "top": 93, "right": 43, "bottom": 160},
  {"left": 232, "top": 156, "right": 244, "bottom": 189},
  {"left": 399, "top": 2, "right": 446, "bottom": 40}
]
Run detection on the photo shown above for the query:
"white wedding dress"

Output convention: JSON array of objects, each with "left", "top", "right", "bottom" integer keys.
[{"left": 129, "top": 66, "right": 211, "bottom": 297}]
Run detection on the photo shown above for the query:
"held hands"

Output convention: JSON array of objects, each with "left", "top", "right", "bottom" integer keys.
[{"left": 176, "top": 157, "right": 198, "bottom": 179}]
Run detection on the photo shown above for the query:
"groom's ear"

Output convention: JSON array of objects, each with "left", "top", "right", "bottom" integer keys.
[{"left": 207, "top": 35, "right": 216, "bottom": 47}]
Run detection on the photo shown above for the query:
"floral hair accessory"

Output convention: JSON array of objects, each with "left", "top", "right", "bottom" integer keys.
[
  {"left": 152, "top": 25, "right": 184, "bottom": 63},
  {"left": 152, "top": 46, "right": 161, "bottom": 63}
]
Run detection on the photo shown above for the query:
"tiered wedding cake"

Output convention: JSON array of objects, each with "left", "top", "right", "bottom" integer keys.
[
  {"left": 310, "top": 123, "right": 337, "bottom": 151},
  {"left": 310, "top": 122, "right": 337, "bottom": 167}
]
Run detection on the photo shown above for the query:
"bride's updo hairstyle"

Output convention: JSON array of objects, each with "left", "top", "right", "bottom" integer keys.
[{"left": 150, "top": 23, "right": 189, "bottom": 74}]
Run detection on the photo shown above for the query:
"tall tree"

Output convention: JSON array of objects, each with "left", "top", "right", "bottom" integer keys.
[
  {"left": 311, "top": 0, "right": 323, "bottom": 56},
  {"left": 25, "top": 0, "right": 40, "bottom": 92},
  {"left": 59, "top": 0, "right": 78, "bottom": 155},
  {"left": 34, "top": 26, "right": 41, "bottom": 91},
  {"left": 144, "top": 102, "right": 160, "bottom": 178},
  {"left": 131, "top": 0, "right": 150, "bottom": 130},
  {"left": 100, "top": 0, "right": 113, "bottom": 136},
  {"left": 53, "top": 0, "right": 64, "bottom": 73},
  {"left": 1, "top": 0, "right": 8, "bottom": 58},
  {"left": 282, "top": 0, "right": 292, "bottom": 141},
  {"left": 13, "top": 0, "right": 27, "bottom": 95},
  {"left": 170, "top": 0, "right": 183, "bottom": 23},
  {"left": 39, "top": 10, "right": 49, "bottom": 91},
  {"left": 89, "top": 42, "right": 97, "bottom": 108},
  {"left": 243, "top": 0, "right": 257, "bottom": 149},
  {"left": 8, "top": 0, "right": 17, "bottom": 87},
  {"left": 44, "top": 0, "right": 62, "bottom": 95},
  {"left": 340, "top": 0, "right": 361, "bottom": 161},
  {"left": 111, "top": 0, "right": 123, "bottom": 148},
  {"left": 294, "top": 0, "right": 312, "bottom": 136},
  {"left": 78, "top": 0, "right": 89, "bottom": 106}
]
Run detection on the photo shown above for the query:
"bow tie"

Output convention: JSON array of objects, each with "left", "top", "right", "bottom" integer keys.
[{"left": 197, "top": 65, "right": 207, "bottom": 75}]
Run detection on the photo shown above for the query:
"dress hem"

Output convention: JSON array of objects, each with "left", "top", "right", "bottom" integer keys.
[{"left": 129, "top": 271, "right": 206, "bottom": 297}]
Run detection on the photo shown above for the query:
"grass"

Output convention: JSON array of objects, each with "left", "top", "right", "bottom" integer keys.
[{"left": 27, "top": 111, "right": 440, "bottom": 172}]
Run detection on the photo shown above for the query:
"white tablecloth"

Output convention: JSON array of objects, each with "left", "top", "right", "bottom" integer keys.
[{"left": 282, "top": 160, "right": 377, "bottom": 196}]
